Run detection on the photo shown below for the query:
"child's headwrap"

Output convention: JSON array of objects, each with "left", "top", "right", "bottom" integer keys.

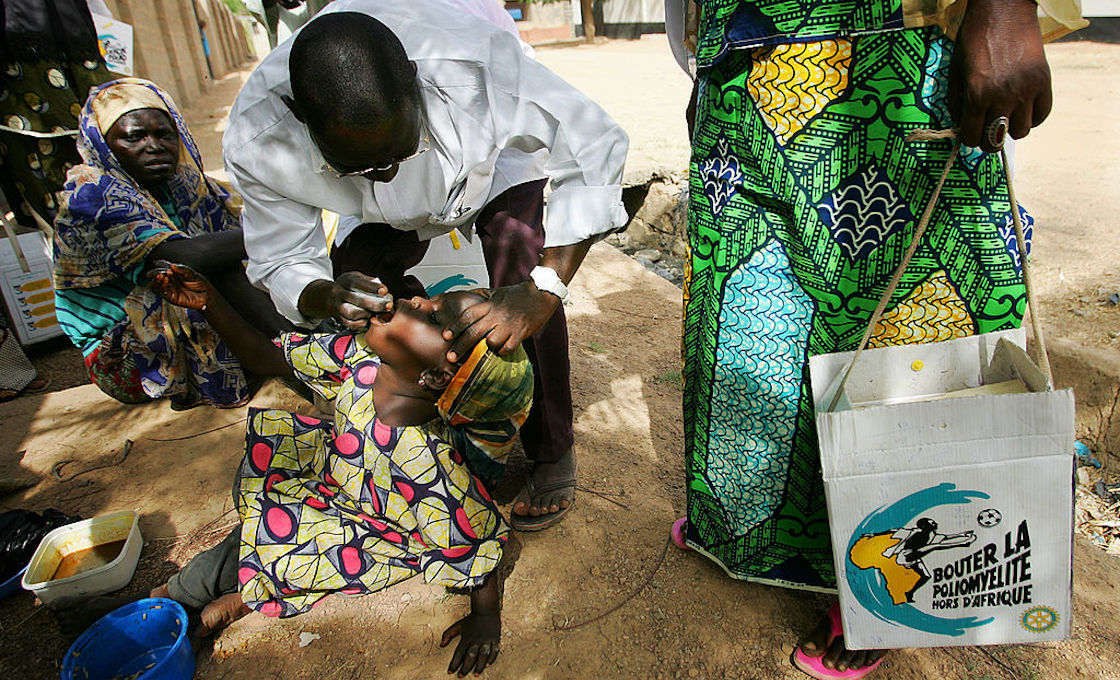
[{"left": 437, "top": 340, "right": 534, "bottom": 482}]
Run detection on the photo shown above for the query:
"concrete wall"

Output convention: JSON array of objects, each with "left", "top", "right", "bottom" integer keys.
[
  {"left": 525, "top": 0, "right": 572, "bottom": 25},
  {"left": 509, "top": 0, "right": 574, "bottom": 43},
  {"left": 601, "top": 0, "right": 664, "bottom": 27},
  {"left": 99, "top": 0, "right": 251, "bottom": 108},
  {"left": 570, "top": 0, "right": 666, "bottom": 38}
]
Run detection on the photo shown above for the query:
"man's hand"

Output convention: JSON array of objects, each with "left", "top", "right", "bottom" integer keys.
[
  {"left": 442, "top": 238, "right": 592, "bottom": 361},
  {"left": 298, "top": 272, "right": 393, "bottom": 331},
  {"left": 442, "top": 282, "right": 559, "bottom": 361},
  {"left": 949, "top": 0, "right": 1052, "bottom": 152}
]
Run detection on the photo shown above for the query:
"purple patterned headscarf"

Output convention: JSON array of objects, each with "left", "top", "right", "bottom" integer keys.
[{"left": 52, "top": 77, "right": 241, "bottom": 290}]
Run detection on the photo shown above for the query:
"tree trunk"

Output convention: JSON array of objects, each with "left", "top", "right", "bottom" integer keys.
[{"left": 580, "top": 0, "right": 596, "bottom": 42}]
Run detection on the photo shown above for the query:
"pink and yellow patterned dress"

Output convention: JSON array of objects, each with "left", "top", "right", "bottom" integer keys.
[{"left": 234, "top": 331, "right": 508, "bottom": 617}]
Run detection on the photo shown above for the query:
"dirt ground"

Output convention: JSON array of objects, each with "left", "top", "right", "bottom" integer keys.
[{"left": 3, "top": 35, "right": 1120, "bottom": 680}]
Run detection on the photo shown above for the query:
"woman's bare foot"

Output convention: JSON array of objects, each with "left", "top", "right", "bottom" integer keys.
[
  {"left": 149, "top": 584, "right": 170, "bottom": 599},
  {"left": 793, "top": 604, "right": 886, "bottom": 678}
]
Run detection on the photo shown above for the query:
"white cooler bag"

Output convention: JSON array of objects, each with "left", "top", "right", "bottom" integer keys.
[{"left": 810, "top": 137, "right": 1075, "bottom": 649}]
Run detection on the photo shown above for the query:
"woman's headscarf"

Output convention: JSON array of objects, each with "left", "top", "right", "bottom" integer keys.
[
  {"left": 52, "top": 78, "right": 241, "bottom": 290},
  {"left": 437, "top": 340, "right": 534, "bottom": 481},
  {"left": 88, "top": 80, "right": 171, "bottom": 136}
]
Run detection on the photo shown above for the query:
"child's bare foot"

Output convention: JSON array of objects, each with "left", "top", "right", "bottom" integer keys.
[
  {"left": 149, "top": 583, "right": 170, "bottom": 599},
  {"left": 792, "top": 604, "right": 886, "bottom": 678},
  {"left": 196, "top": 592, "right": 252, "bottom": 638},
  {"left": 148, "top": 582, "right": 247, "bottom": 641}
]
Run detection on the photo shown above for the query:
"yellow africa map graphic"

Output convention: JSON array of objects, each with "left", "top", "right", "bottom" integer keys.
[
  {"left": 850, "top": 534, "right": 920, "bottom": 605},
  {"left": 850, "top": 519, "right": 977, "bottom": 606}
]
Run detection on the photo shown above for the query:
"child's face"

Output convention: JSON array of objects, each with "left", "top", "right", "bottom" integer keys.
[{"left": 364, "top": 290, "right": 485, "bottom": 372}]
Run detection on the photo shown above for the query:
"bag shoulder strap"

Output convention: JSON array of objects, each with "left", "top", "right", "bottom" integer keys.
[{"left": 825, "top": 131, "right": 1050, "bottom": 412}]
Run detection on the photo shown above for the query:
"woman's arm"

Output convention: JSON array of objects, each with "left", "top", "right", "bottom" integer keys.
[{"left": 145, "top": 230, "right": 248, "bottom": 277}]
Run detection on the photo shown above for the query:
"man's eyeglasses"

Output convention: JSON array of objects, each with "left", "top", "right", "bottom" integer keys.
[{"left": 329, "top": 131, "right": 431, "bottom": 178}]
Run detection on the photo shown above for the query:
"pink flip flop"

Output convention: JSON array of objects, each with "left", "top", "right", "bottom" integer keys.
[
  {"left": 791, "top": 603, "right": 884, "bottom": 679},
  {"left": 670, "top": 517, "right": 691, "bottom": 550}
]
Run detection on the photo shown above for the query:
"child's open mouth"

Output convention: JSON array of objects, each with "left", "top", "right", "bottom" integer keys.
[{"left": 369, "top": 306, "right": 396, "bottom": 326}]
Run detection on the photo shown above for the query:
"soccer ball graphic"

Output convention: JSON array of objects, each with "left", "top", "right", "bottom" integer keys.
[{"left": 977, "top": 508, "right": 1002, "bottom": 528}]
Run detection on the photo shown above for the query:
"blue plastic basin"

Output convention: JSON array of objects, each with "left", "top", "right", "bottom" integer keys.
[
  {"left": 60, "top": 598, "right": 194, "bottom": 680},
  {"left": 0, "top": 565, "right": 27, "bottom": 600}
]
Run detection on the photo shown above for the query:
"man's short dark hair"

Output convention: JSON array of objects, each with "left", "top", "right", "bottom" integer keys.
[{"left": 289, "top": 12, "right": 418, "bottom": 132}]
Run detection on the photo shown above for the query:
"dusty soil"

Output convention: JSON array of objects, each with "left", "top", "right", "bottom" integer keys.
[{"left": 2, "top": 36, "right": 1120, "bottom": 680}]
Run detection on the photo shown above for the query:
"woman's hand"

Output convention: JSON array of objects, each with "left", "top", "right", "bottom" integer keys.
[
  {"left": 949, "top": 0, "right": 1052, "bottom": 152},
  {"left": 440, "top": 609, "right": 501, "bottom": 676},
  {"left": 148, "top": 260, "right": 212, "bottom": 311}
]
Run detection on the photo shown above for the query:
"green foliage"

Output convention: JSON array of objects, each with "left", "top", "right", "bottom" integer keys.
[{"left": 221, "top": 0, "right": 248, "bottom": 14}]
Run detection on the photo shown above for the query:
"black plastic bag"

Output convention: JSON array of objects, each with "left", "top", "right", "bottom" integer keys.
[{"left": 0, "top": 509, "right": 81, "bottom": 582}]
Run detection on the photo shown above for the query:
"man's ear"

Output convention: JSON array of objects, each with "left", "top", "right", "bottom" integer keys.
[
  {"left": 420, "top": 367, "right": 454, "bottom": 393},
  {"left": 281, "top": 94, "right": 306, "bottom": 124}
]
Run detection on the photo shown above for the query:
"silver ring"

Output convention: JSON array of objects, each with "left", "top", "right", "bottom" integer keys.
[{"left": 985, "top": 116, "right": 1009, "bottom": 150}]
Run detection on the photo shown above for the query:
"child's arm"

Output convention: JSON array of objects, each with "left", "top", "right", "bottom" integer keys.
[
  {"left": 439, "top": 573, "right": 502, "bottom": 677},
  {"left": 149, "top": 261, "right": 292, "bottom": 378},
  {"left": 438, "top": 534, "right": 521, "bottom": 677}
]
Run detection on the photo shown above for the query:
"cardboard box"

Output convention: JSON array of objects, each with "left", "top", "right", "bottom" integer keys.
[
  {"left": 0, "top": 231, "right": 62, "bottom": 345},
  {"left": 811, "top": 330, "right": 1075, "bottom": 648},
  {"left": 407, "top": 231, "right": 491, "bottom": 295}
]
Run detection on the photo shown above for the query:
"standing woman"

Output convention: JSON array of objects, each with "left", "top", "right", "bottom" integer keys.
[
  {"left": 0, "top": 0, "right": 113, "bottom": 226},
  {"left": 52, "top": 78, "right": 290, "bottom": 409},
  {"left": 672, "top": 0, "right": 1085, "bottom": 677}
]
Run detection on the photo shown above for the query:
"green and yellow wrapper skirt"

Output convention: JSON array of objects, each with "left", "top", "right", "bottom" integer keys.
[{"left": 683, "top": 27, "right": 1030, "bottom": 590}]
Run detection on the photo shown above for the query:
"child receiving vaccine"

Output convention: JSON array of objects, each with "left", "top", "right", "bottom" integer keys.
[{"left": 148, "top": 262, "right": 532, "bottom": 677}]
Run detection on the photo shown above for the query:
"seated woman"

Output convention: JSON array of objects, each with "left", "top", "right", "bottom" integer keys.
[
  {"left": 52, "top": 78, "right": 290, "bottom": 409},
  {"left": 148, "top": 263, "right": 531, "bottom": 677}
]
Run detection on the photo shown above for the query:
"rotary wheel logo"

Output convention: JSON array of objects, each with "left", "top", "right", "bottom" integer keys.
[{"left": 1020, "top": 606, "right": 1058, "bottom": 633}]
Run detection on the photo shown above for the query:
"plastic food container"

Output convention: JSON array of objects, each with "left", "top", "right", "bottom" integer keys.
[
  {"left": 60, "top": 598, "right": 194, "bottom": 680},
  {"left": 21, "top": 510, "right": 142, "bottom": 607}
]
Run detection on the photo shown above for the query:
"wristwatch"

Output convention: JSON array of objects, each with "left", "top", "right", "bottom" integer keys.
[{"left": 529, "top": 265, "right": 569, "bottom": 302}]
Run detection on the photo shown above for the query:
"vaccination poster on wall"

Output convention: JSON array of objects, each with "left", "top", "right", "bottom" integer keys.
[{"left": 92, "top": 14, "right": 134, "bottom": 76}]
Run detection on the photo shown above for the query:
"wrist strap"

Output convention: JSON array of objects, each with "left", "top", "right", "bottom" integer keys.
[{"left": 529, "top": 265, "right": 569, "bottom": 301}]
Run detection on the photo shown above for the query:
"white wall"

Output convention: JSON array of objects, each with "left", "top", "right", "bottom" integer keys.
[
  {"left": 603, "top": 0, "right": 664, "bottom": 25},
  {"left": 571, "top": 0, "right": 664, "bottom": 26}
]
